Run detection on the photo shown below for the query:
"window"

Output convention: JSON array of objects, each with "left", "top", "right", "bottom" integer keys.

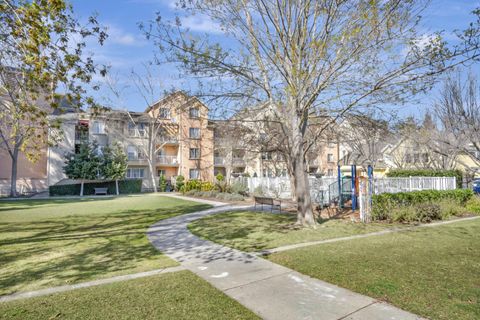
[
  {"left": 158, "top": 108, "right": 170, "bottom": 119},
  {"left": 189, "top": 169, "right": 199, "bottom": 179},
  {"left": 327, "top": 153, "right": 334, "bottom": 162},
  {"left": 126, "top": 168, "right": 144, "bottom": 178},
  {"left": 189, "top": 148, "right": 200, "bottom": 159},
  {"left": 261, "top": 152, "right": 273, "bottom": 160},
  {"left": 127, "top": 145, "right": 137, "bottom": 160},
  {"left": 128, "top": 122, "right": 147, "bottom": 137},
  {"left": 327, "top": 169, "right": 334, "bottom": 176},
  {"left": 157, "top": 169, "right": 166, "bottom": 177},
  {"left": 189, "top": 107, "right": 199, "bottom": 118},
  {"left": 189, "top": 127, "right": 200, "bottom": 139},
  {"left": 91, "top": 120, "right": 105, "bottom": 134}
]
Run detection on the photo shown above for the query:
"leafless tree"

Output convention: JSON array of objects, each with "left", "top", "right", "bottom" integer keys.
[
  {"left": 143, "top": 1, "right": 480, "bottom": 225},
  {"left": 433, "top": 71, "right": 480, "bottom": 176}
]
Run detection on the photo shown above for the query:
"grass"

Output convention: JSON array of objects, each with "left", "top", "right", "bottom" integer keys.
[
  {"left": 0, "top": 270, "right": 259, "bottom": 320},
  {"left": 268, "top": 217, "right": 480, "bottom": 320},
  {"left": 188, "top": 211, "right": 403, "bottom": 252},
  {"left": 0, "top": 195, "right": 211, "bottom": 295}
]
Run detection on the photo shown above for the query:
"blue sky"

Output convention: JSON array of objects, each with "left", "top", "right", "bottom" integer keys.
[{"left": 71, "top": 0, "right": 480, "bottom": 118}]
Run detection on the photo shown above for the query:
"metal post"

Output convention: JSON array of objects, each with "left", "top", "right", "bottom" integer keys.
[
  {"left": 351, "top": 165, "right": 357, "bottom": 211},
  {"left": 337, "top": 165, "right": 342, "bottom": 208}
]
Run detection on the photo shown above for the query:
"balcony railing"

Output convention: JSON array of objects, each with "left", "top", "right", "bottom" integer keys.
[
  {"left": 214, "top": 157, "right": 225, "bottom": 165},
  {"left": 232, "top": 157, "right": 245, "bottom": 166},
  {"left": 157, "top": 155, "right": 179, "bottom": 165},
  {"left": 128, "top": 129, "right": 147, "bottom": 138},
  {"left": 158, "top": 136, "right": 179, "bottom": 144},
  {"left": 127, "top": 155, "right": 147, "bottom": 161}
]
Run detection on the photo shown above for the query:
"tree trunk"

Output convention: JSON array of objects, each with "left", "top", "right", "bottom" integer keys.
[
  {"left": 9, "top": 147, "right": 19, "bottom": 197},
  {"left": 291, "top": 152, "right": 315, "bottom": 226},
  {"left": 148, "top": 160, "right": 157, "bottom": 192},
  {"left": 115, "top": 179, "right": 119, "bottom": 195},
  {"left": 80, "top": 180, "right": 84, "bottom": 197}
]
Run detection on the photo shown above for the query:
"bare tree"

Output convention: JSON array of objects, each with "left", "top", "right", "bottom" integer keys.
[
  {"left": 143, "top": 1, "right": 480, "bottom": 225},
  {"left": 434, "top": 71, "right": 480, "bottom": 177},
  {"left": 339, "top": 113, "right": 392, "bottom": 170},
  {"left": 104, "top": 67, "right": 181, "bottom": 192}
]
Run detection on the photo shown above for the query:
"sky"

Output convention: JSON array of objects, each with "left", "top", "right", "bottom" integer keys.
[{"left": 70, "top": 0, "right": 480, "bottom": 118}]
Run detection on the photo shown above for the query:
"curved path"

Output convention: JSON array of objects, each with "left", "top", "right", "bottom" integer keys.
[{"left": 148, "top": 196, "right": 424, "bottom": 320}]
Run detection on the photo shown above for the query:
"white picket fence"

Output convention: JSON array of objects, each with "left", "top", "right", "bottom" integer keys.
[
  {"left": 237, "top": 176, "right": 457, "bottom": 204},
  {"left": 372, "top": 177, "right": 456, "bottom": 194}
]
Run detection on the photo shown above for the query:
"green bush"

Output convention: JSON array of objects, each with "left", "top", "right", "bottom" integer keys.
[
  {"left": 386, "top": 169, "right": 463, "bottom": 188},
  {"left": 372, "top": 189, "right": 474, "bottom": 221},
  {"left": 159, "top": 175, "right": 167, "bottom": 192},
  {"left": 465, "top": 196, "right": 480, "bottom": 214},
  {"left": 215, "top": 173, "right": 224, "bottom": 182},
  {"left": 49, "top": 179, "right": 142, "bottom": 196},
  {"left": 175, "top": 175, "right": 185, "bottom": 192},
  {"left": 415, "top": 203, "right": 442, "bottom": 223},
  {"left": 200, "top": 181, "right": 215, "bottom": 191},
  {"left": 230, "top": 180, "right": 248, "bottom": 195}
]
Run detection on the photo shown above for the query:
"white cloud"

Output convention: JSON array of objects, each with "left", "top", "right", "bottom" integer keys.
[
  {"left": 180, "top": 15, "right": 224, "bottom": 34},
  {"left": 106, "top": 24, "right": 146, "bottom": 46}
]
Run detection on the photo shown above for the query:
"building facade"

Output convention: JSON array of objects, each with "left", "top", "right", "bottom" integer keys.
[{"left": 47, "top": 92, "right": 214, "bottom": 190}]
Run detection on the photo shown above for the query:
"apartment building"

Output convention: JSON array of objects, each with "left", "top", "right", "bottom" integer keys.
[
  {"left": 212, "top": 105, "right": 339, "bottom": 180},
  {"left": 47, "top": 91, "right": 214, "bottom": 189}
]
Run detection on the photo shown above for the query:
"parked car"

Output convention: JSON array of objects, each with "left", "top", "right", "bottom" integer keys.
[{"left": 473, "top": 179, "right": 480, "bottom": 194}]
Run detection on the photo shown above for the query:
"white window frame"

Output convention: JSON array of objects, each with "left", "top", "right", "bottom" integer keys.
[
  {"left": 92, "top": 120, "right": 105, "bottom": 134},
  {"left": 189, "top": 148, "right": 200, "bottom": 159},
  {"left": 126, "top": 168, "right": 145, "bottom": 178},
  {"left": 189, "top": 168, "right": 200, "bottom": 180},
  {"left": 159, "top": 108, "right": 170, "bottom": 119},
  {"left": 327, "top": 153, "right": 334, "bottom": 162},
  {"left": 189, "top": 127, "right": 200, "bottom": 139},
  {"left": 189, "top": 107, "right": 199, "bottom": 118}
]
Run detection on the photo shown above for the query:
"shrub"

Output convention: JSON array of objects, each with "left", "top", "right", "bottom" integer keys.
[
  {"left": 372, "top": 189, "right": 474, "bottom": 221},
  {"left": 391, "top": 206, "right": 416, "bottom": 223},
  {"left": 415, "top": 203, "right": 442, "bottom": 223},
  {"left": 386, "top": 169, "right": 463, "bottom": 188},
  {"left": 230, "top": 180, "right": 248, "bottom": 196},
  {"left": 200, "top": 181, "right": 215, "bottom": 191},
  {"left": 253, "top": 185, "right": 265, "bottom": 196},
  {"left": 465, "top": 196, "right": 480, "bottom": 214},
  {"left": 49, "top": 179, "right": 142, "bottom": 196},
  {"left": 159, "top": 175, "right": 167, "bottom": 192},
  {"left": 184, "top": 179, "right": 201, "bottom": 192},
  {"left": 438, "top": 200, "right": 466, "bottom": 219},
  {"left": 175, "top": 175, "right": 185, "bottom": 191}
]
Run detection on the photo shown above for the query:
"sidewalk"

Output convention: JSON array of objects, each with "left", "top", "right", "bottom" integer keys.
[{"left": 148, "top": 201, "right": 424, "bottom": 320}]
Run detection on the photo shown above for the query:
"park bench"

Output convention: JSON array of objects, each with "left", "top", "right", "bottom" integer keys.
[
  {"left": 254, "top": 196, "right": 282, "bottom": 213},
  {"left": 94, "top": 187, "right": 108, "bottom": 195}
]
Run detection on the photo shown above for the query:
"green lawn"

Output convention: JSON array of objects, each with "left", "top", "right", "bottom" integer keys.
[
  {"left": 0, "top": 270, "right": 259, "bottom": 320},
  {"left": 0, "top": 195, "right": 211, "bottom": 295},
  {"left": 268, "top": 218, "right": 480, "bottom": 320},
  {"left": 188, "top": 211, "right": 402, "bottom": 252}
]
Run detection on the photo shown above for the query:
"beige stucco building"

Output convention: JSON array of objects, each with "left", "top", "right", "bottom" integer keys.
[{"left": 47, "top": 92, "right": 214, "bottom": 190}]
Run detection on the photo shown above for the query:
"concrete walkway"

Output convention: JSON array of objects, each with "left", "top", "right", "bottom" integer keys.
[
  {"left": 148, "top": 200, "right": 424, "bottom": 320},
  {"left": 0, "top": 266, "right": 185, "bottom": 303}
]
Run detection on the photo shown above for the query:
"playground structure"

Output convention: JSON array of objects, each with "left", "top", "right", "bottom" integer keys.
[{"left": 239, "top": 165, "right": 457, "bottom": 222}]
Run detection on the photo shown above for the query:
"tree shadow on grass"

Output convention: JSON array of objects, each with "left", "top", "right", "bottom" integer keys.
[{"left": 0, "top": 203, "right": 210, "bottom": 295}]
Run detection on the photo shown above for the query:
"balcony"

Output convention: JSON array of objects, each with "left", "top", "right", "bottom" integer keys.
[
  {"left": 157, "top": 155, "right": 179, "bottom": 166},
  {"left": 158, "top": 135, "right": 179, "bottom": 144},
  {"left": 214, "top": 157, "right": 226, "bottom": 166},
  {"left": 128, "top": 129, "right": 147, "bottom": 138},
  {"left": 127, "top": 155, "right": 148, "bottom": 165},
  {"left": 308, "top": 159, "right": 320, "bottom": 167},
  {"left": 232, "top": 157, "right": 245, "bottom": 166}
]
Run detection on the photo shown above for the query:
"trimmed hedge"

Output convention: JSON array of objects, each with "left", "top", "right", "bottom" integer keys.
[
  {"left": 386, "top": 169, "right": 463, "bottom": 188},
  {"left": 49, "top": 179, "right": 143, "bottom": 196},
  {"left": 372, "top": 189, "right": 474, "bottom": 220}
]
